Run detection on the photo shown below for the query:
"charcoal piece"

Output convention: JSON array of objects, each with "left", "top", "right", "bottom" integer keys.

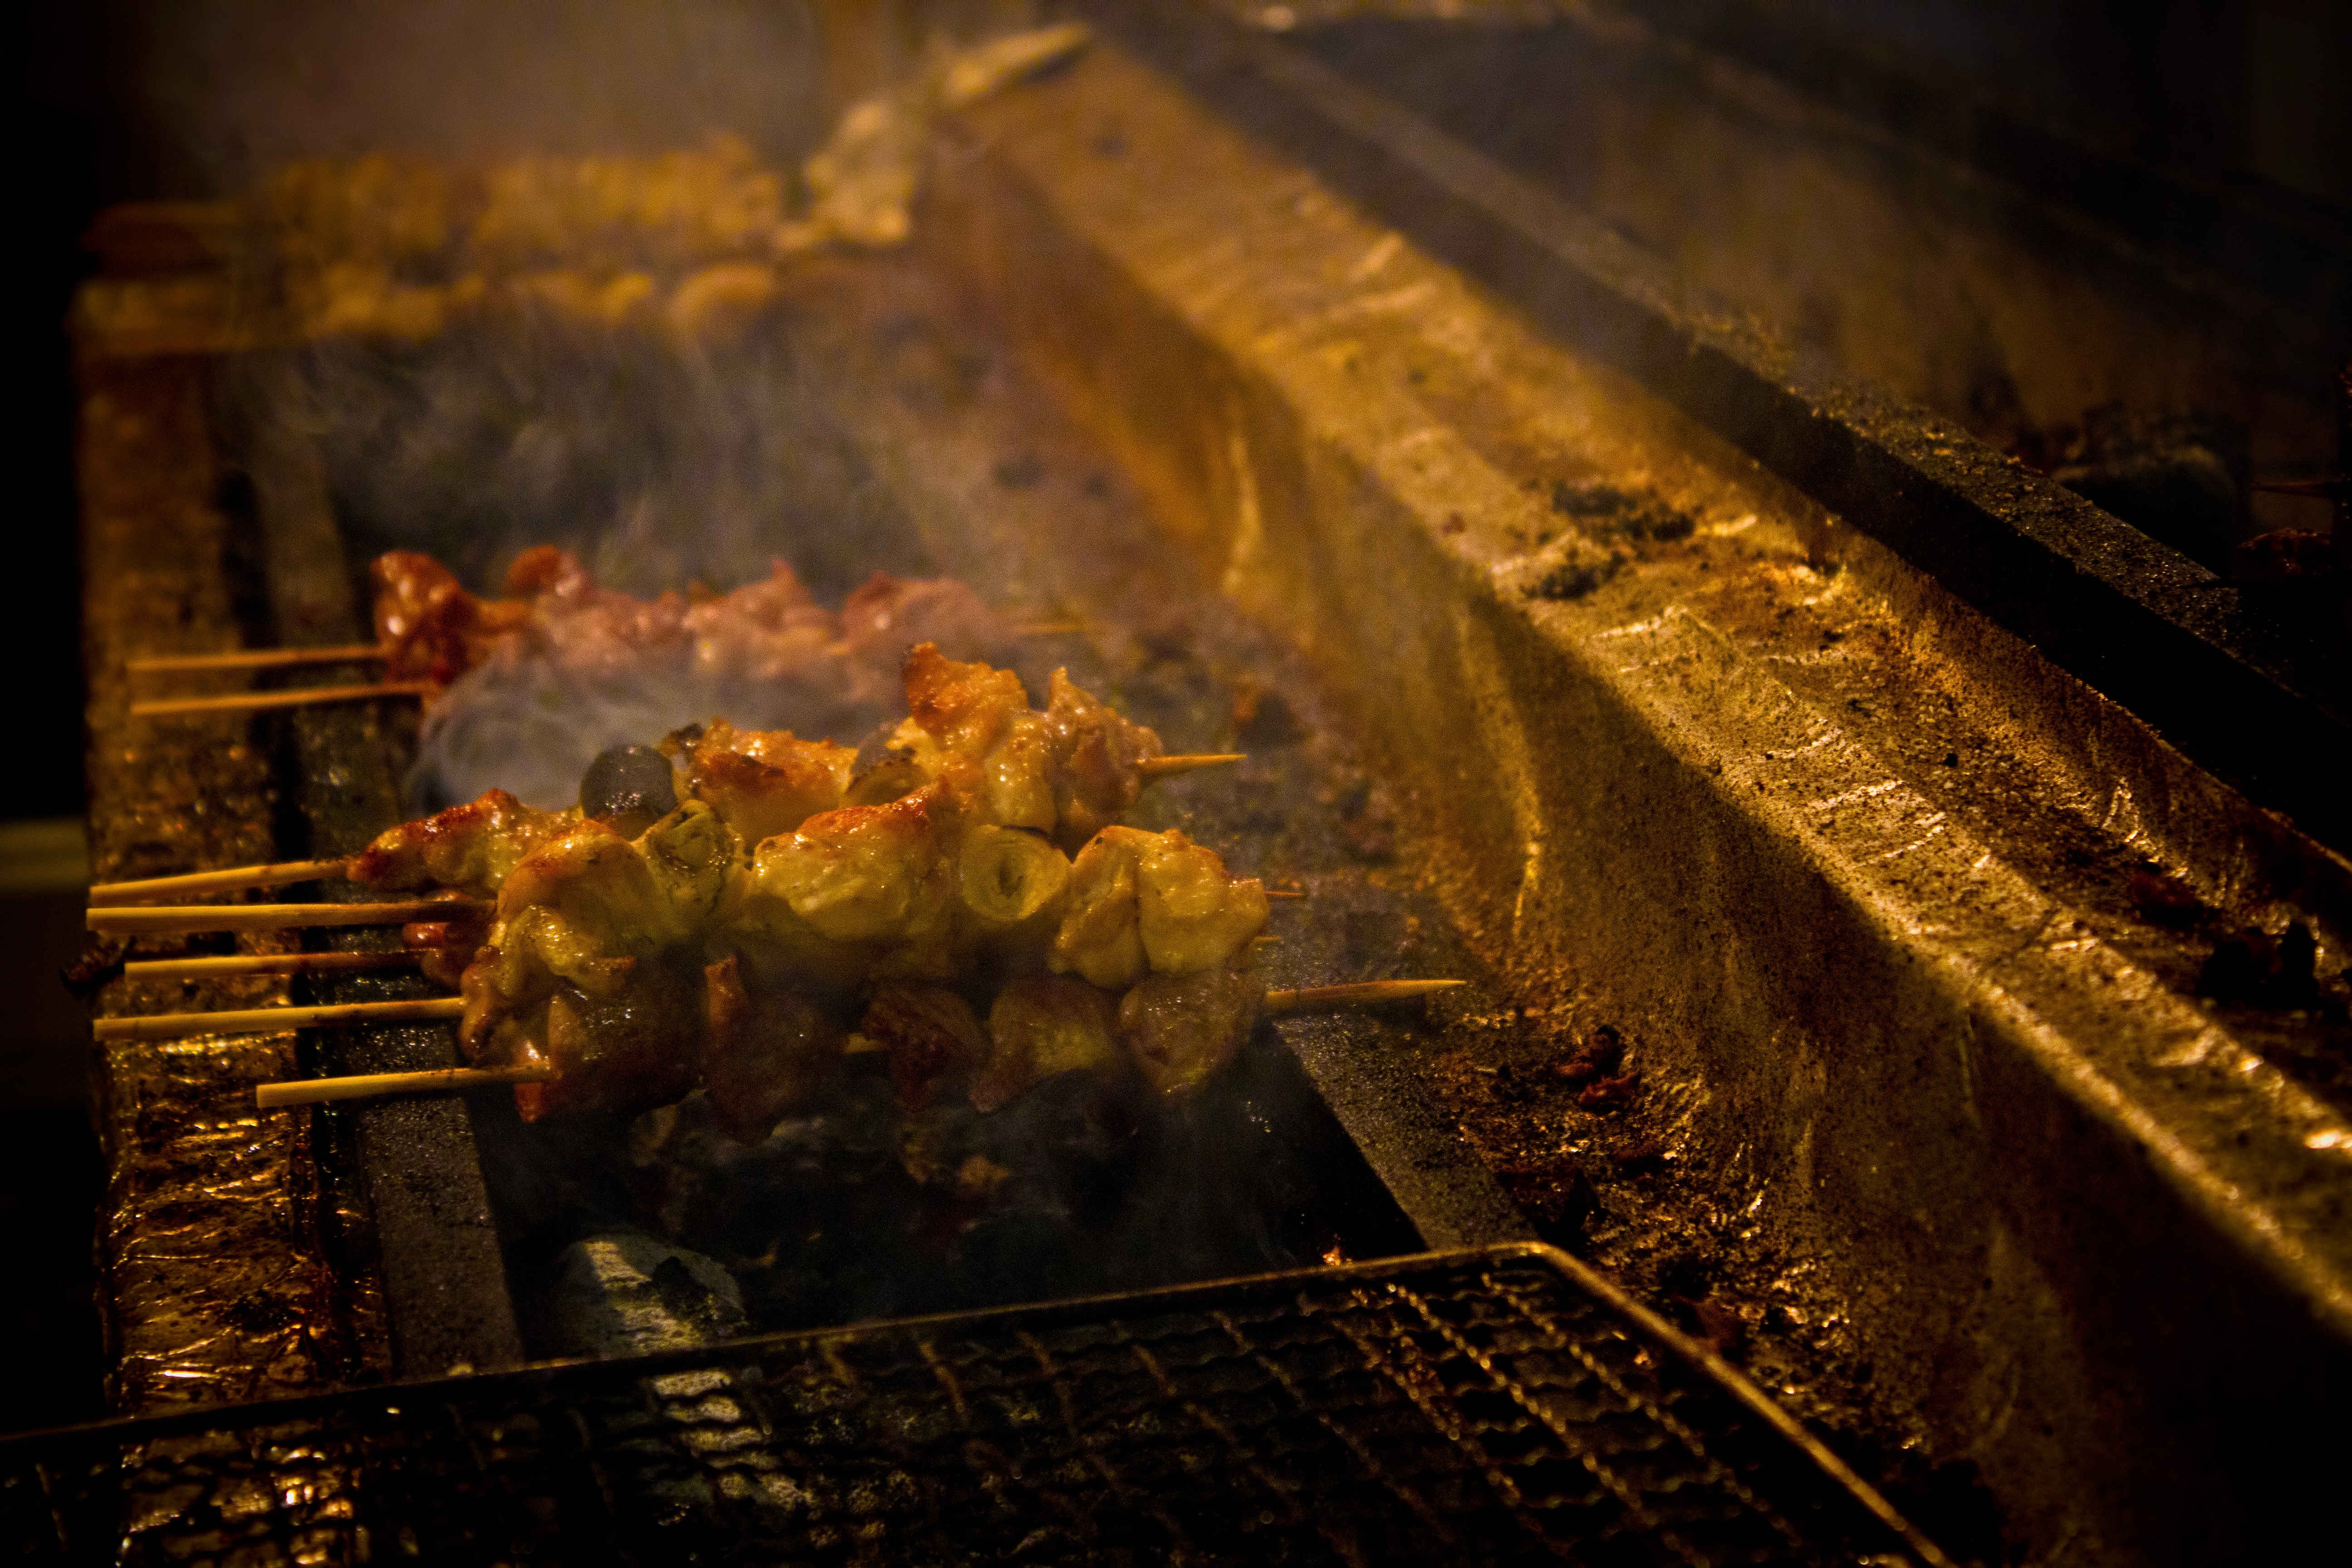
[
  {"left": 1551, "top": 1021, "right": 1626, "bottom": 1082},
  {"left": 1527, "top": 555, "right": 1623, "bottom": 601},
  {"left": 2036, "top": 404, "right": 2251, "bottom": 570},
  {"left": 2199, "top": 923, "right": 2318, "bottom": 1008},
  {"left": 2127, "top": 867, "right": 2204, "bottom": 929}
]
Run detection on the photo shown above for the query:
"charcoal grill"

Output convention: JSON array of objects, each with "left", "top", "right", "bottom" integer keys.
[{"left": 2, "top": 1246, "right": 1944, "bottom": 1565}]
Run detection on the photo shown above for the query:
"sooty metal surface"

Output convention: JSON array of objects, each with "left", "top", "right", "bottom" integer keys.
[{"left": 0, "top": 1246, "right": 1944, "bottom": 1566}]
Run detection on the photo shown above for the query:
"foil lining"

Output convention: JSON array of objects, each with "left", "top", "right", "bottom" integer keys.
[{"left": 77, "top": 350, "right": 391, "bottom": 1414}]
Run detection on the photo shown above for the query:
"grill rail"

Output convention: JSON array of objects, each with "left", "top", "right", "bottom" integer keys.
[{"left": 2, "top": 1246, "right": 1947, "bottom": 1566}]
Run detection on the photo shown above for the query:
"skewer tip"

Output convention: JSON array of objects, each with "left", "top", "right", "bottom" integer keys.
[
  {"left": 1135, "top": 753, "right": 1247, "bottom": 781},
  {"left": 1262, "top": 978, "right": 1465, "bottom": 1015}
]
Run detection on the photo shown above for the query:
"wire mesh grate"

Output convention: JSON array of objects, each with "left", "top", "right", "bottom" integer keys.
[{"left": 1, "top": 1246, "right": 1940, "bottom": 1566}]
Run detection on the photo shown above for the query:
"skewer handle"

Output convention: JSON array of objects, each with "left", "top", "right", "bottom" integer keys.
[
  {"left": 259, "top": 1062, "right": 553, "bottom": 1109},
  {"left": 128, "top": 643, "right": 388, "bottom": 676},
  {"left": 124, "top": 950, "right": 423, "bottom": 981},
  {"left": 132, "top": 681, "right": 435, "bottom": 720},
  {"left": 93, "top": 995, "right": 465, "bottom": 1043},
  {"left": 1263, "top": 979, "right": 1465, "bottom": 1015},
  {"left": 88, "top": 899, "right": 490, "bottom": 936},
  {"left": 89, "top": 858, "right": 352, "bottom": 906}
]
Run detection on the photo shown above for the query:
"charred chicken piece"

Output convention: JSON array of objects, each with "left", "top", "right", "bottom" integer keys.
[
  {"left": 971, "top": 975, "right": 1121, "bottom": 1113},
  {"left": 860, "top": 985, "right": 989, "bottom": 1112},
  {"left": 401, "top": 897, "right": 494, "bottom": 990},
  {"left": 1117, "top": 958, "right": 1263, "bottom": 1097},
  {"left": 350, "top": 788, "right": 580, "bottom": 898},
  {"left": 701, "top": 955, "right": 845, "bottom": 1145}
]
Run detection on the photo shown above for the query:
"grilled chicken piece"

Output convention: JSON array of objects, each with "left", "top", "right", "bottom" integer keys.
[
  {"left": 402, "top": 897, "right": 494, "bottom": 989},
  {"left": 751, "top": 786, "right": 954, "bottom": 949},
  {"left": 701, "top": 955, "right": 844, "bottom": 1144},
  {"left": 665, "top": 719, "right": 856, "bottom": 845},
  {"left": 892, "top": 645, "right": 1164, "bottom": 848},
  {"left": 840, "top": 573, "right": 1016, "bottom": 681},
  {"left": 681, "top": 562, "right": 840, "bottom": 685},
  {"left": 372, "top": 551, "right": 536, "bottom": 685},
  {"left": 859, "top": 985, "right": 988, "bottom": 1112},
  {"left": 736, "top": 780, "right": 1084, "bottom": 983},
  {"left": 1050, "top": 827, "right": 1269, "bottom": 989},
  {"left": 1117, "top": 959, "right": 1262, "bottom": 1097},
  {"left": 461, "top": 801, "right": 735, "bottom": 1120},
  {"left": 350, "top": 788, "right": 580, "bottom": 897},
  {"left": 971, "top": 975, "right": 1121, "bottom": 1113}
]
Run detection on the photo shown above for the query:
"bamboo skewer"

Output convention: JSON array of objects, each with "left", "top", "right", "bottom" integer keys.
[
  {"left": 1134, "top": 753, "right": 1245, "bottom": 780},
  {"left": 132, "top": 681, "right": 436, "bottom": 720},
  {"left": 137, "top": 620, "right": 1091, "bottom": 682},
  {"left": 258, "top": 1063, "right": 554, "bottom": 1109},
  {"left": 2253, "top": 478, "right": 2351, "bottom": 500},
  {"left": 124, "top": 951, "right": 424, "bottom": 981},
  {"left": 88, "top": 899, "right": 490, "bottom": 937},
  {"left": 128, "top": 644, "right": 388, "bottom": 676},
  {"left": 90, "top": 858, "right": 349, "bottom": 906},
  {"left": 1262, "top": 979, "right": 1465, "bottom": 1015},
  {"left": 95, "top": 995, "right": 465, "bottom": 1044}
]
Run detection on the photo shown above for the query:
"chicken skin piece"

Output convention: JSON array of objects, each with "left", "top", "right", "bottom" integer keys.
[{"left": 350, "top": 788, "right": 580, "bottom": 898}]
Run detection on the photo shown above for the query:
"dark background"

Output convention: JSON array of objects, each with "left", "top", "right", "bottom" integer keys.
[{"left": 2, "top": 0, "right": 2345, "bottom": 1436}]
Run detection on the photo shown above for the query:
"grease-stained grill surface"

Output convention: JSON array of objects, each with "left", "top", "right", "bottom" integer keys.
[{"left": 0, "top": 1246, "right": 1941, "bottom": 1566}]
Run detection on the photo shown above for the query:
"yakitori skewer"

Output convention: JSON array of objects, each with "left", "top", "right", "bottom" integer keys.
[
  {"left": 94, "top": 995, "right": 465, "bottom": 1044},
  {"left": 85, "top": 753, "right": 1258, "bottom": 906},
  {"left": 124, "top": 951, "right": 423, "bottom": 981},
  {"left": 87, "top": 899, "right": 490, "bottom": 937},
  {"left": 258, "top": 1062, "right": 556, "bottom": 1110},
  {"left": 131, "top": 681, "right": 436, "bottom": 720},
  {"left": 127, "top": 644, "right": 387, "bottom": 676},
  {"left": 205, "top": 979, "right": 1466, "bottom": 1107}
]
